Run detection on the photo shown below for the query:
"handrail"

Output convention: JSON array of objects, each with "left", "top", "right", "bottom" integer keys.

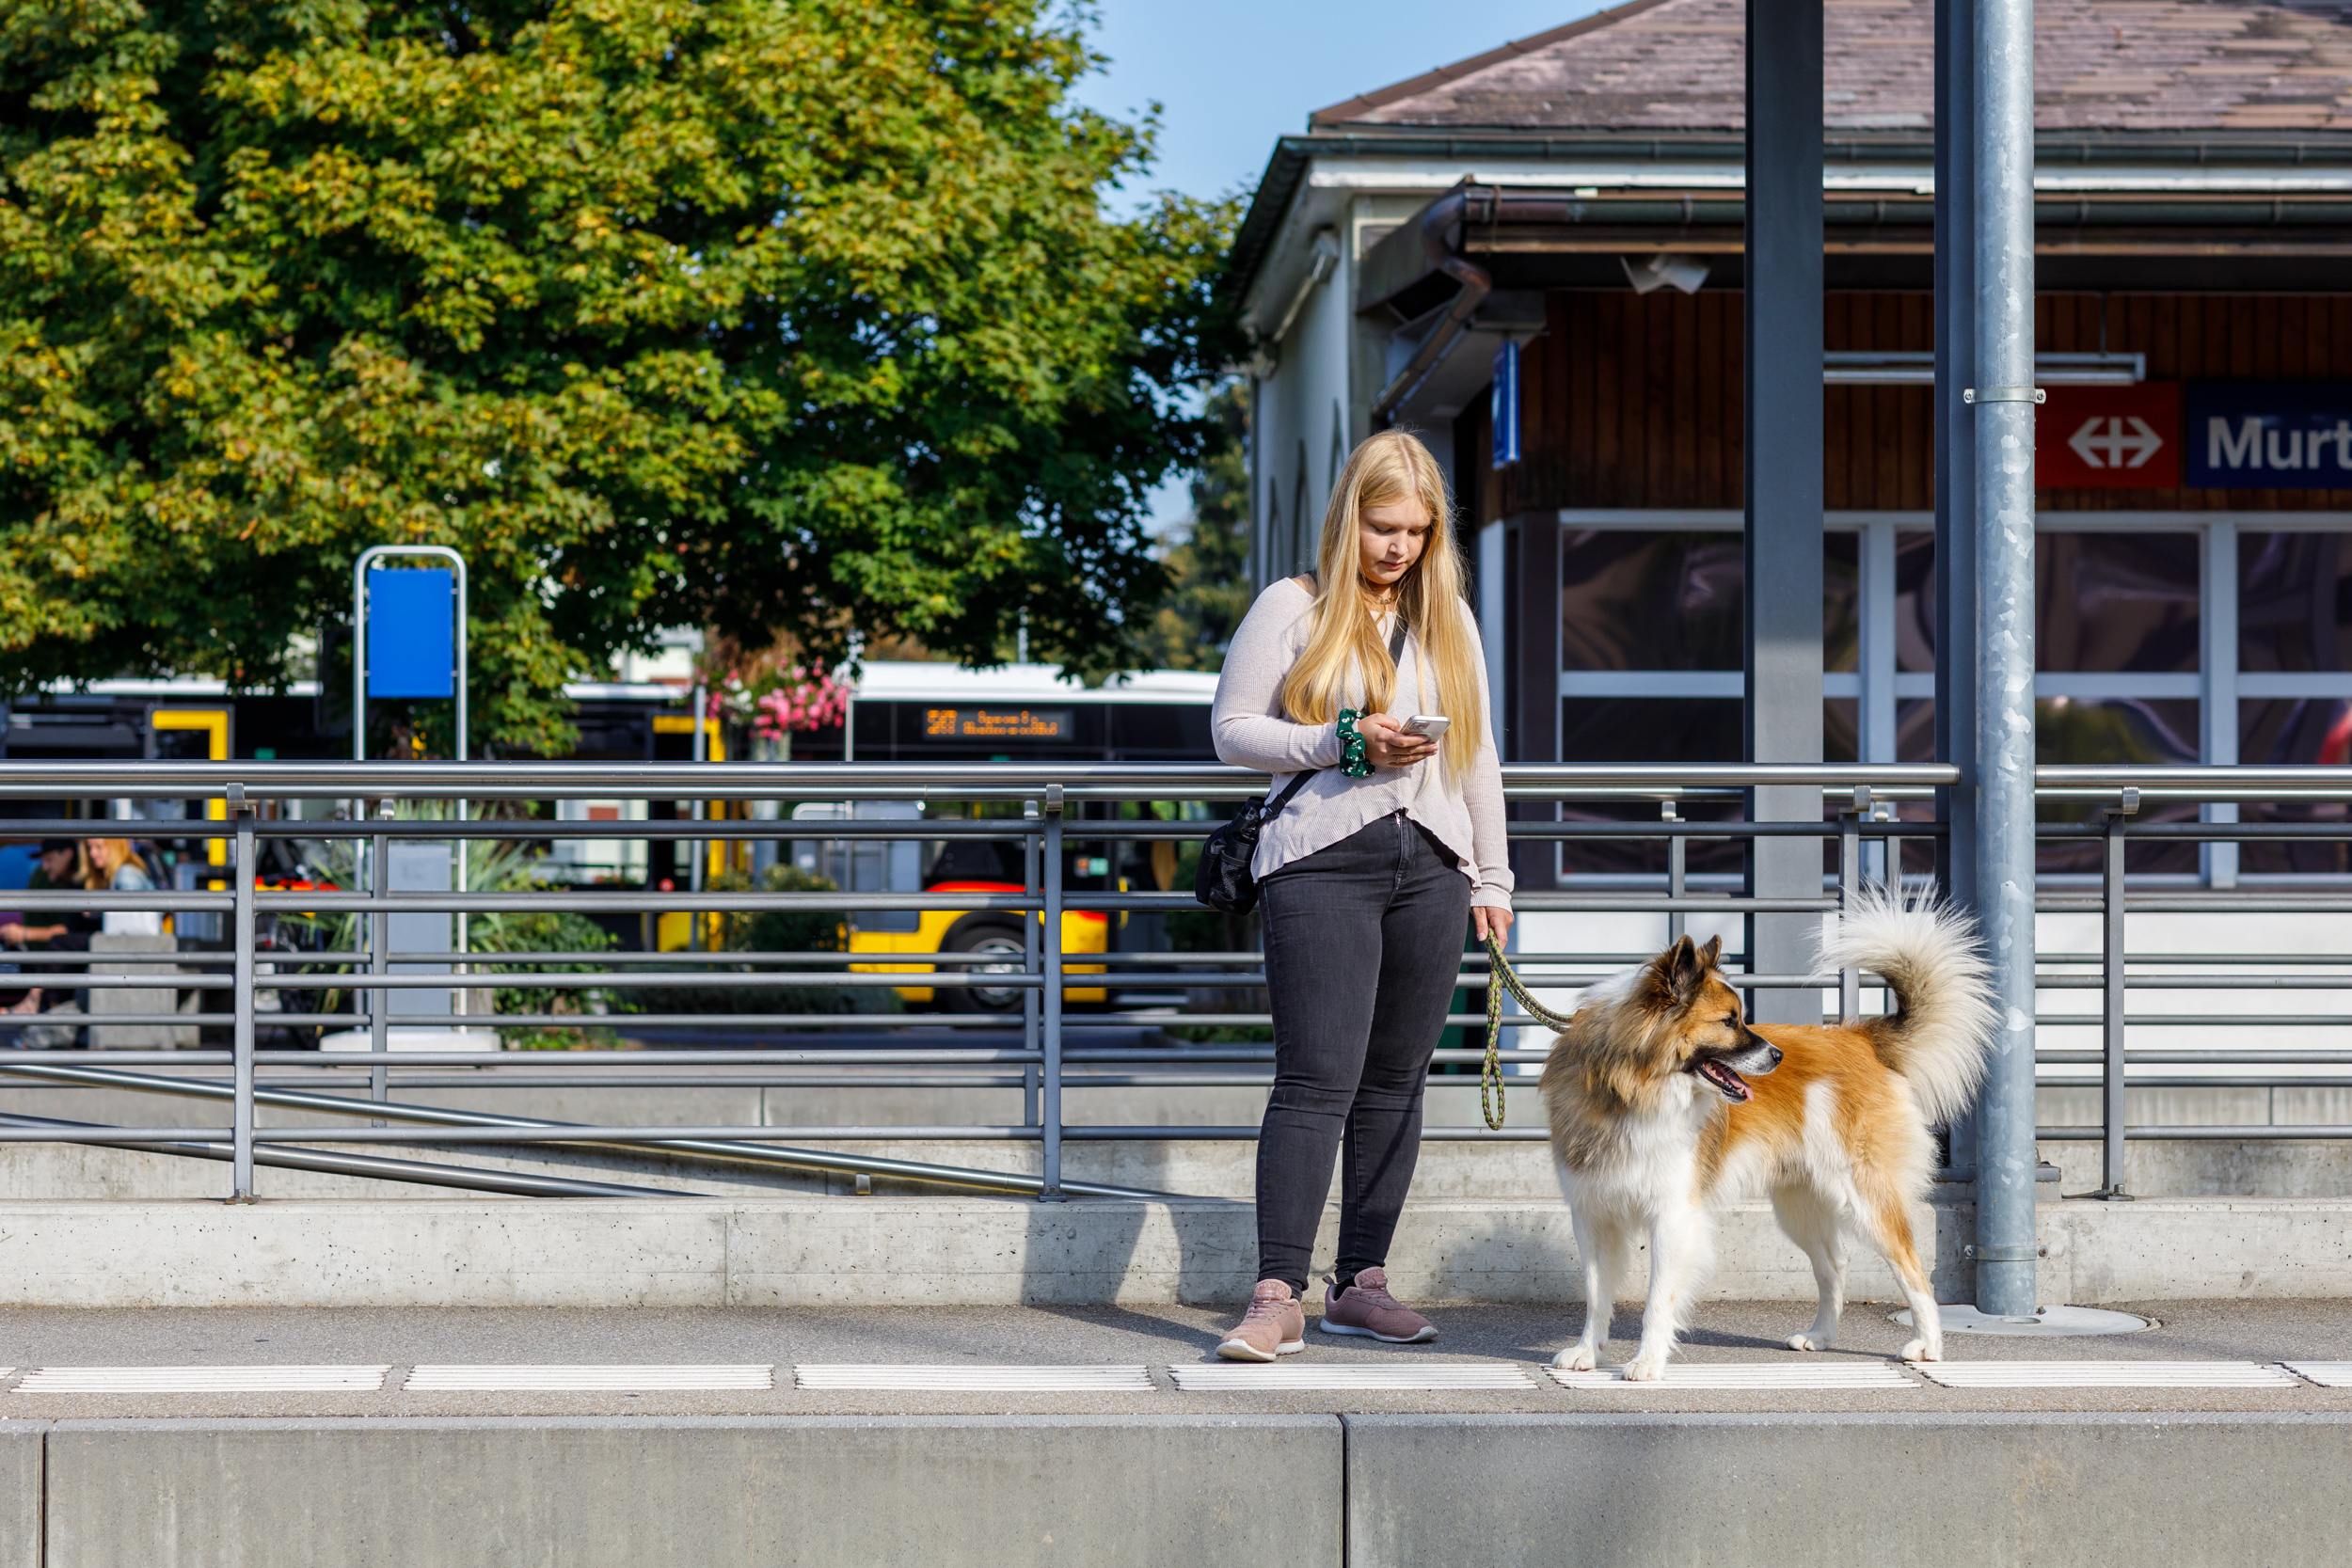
[
  {"left": 0, "top": 759, "right": 1957, "bottom": 800},
  {"left": 5, "top": 756, "right": 2352, "bottom": 1210}
]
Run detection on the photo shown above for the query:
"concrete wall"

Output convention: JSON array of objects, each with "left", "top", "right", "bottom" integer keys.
[
  {"left": 0, "top": 1191, "right": 2341, "bottom": 1307},
  {"left": 1345, "top": 1413, "right": 2352, "bottom": 1568},
  {"left": 42, "top": 1416, "right": 1340, "bottom": 1568},
  {"left": 0, "top": 1424, "right": 39, "bottom": 1568},
  {"left": 13, "top": 1413, "right": 2351, "bottom": 1566}
]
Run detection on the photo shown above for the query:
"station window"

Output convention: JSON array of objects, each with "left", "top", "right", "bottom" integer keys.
[{"left": 1542, "top": 515, "right": 2352, "bottom": 885}]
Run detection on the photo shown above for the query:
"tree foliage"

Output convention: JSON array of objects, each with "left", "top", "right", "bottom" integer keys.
[
  {"left": 0, "top": 0, "right": 1236, "bottom": 752},
  {"left": 1136, "top": 379, "right": 1249, "bottom": 672}
]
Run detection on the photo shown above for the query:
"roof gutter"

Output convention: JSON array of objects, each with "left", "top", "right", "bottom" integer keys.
[
  {"left": 1368, "top": 186, "right": 1490, "bottom": 428},
  {"left": 1224, "top": 127, "right": 2352, "bottom": 306}
]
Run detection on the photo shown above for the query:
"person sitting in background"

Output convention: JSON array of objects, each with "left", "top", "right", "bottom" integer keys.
[
  {"left": 84, "top": 837, "right": 161, "bottom": 938},
  {"left": 0, "top": 841, "right": 94, "bottom": 1033}
]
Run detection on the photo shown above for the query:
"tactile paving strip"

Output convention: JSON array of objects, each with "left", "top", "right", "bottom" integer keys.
[
  {"left": 2280, "top": 1363, "right": 2352, "bottom": 1387},
  {"left": 1168, "top": 1362, "right": 1537, "bottom": 1391},
  {"left": 15, "top": 1366, "right": 389, "bottom": 1393},
  {"left": 1549, "top": 1361, "right": 1916, "bottom": 1389},
  {"left": 405, "top": 1365, "right": 773, "bottom": 1391},
  {"left": 795, "top": 1365, "right": 1154, "bottom": 1392},
  {"left": 1913, "top": 1360, "right": 2298, "bottom": 1388}
]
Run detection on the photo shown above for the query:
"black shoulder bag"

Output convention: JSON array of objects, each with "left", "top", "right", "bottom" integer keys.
[{"left": 1196, "top": 615, "right": 1407, "bottom": 914}]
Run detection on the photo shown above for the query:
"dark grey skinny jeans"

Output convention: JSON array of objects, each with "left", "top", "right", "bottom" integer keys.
[{"left": 1254, "top": 810, "right": 1473, "bottom": 1295}]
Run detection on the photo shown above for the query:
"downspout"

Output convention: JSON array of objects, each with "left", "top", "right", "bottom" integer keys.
[{"left": 1368, "top": 188, "right": 1493, "bottom": 427}]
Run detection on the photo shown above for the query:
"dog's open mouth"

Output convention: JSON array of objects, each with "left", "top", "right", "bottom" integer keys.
[{"left": 1693, "top": 1058, "right": 1753, "bottom": 1103}]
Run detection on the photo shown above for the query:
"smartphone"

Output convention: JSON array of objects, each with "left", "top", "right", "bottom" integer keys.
[{"left": 1403, "top": 715, "right": 1451, "bottom": 743}]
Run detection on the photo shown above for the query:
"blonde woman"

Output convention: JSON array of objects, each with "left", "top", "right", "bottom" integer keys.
[
  {"left": 84, "top": 837, "right": 160, "bottom": 937},
  {"left": 1209, "top": 429, "right": 1513, "bottom": 1360}
]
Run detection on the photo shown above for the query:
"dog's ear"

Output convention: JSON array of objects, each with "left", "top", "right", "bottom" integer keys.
[
  {"left": 1662, "top": 934, "right": 1707, "bottom": 1006},
  {"left": 1698, "top": 934, "right": 1723, "bottom": 969}
]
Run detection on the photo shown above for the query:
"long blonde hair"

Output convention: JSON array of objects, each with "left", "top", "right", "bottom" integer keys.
[
  {"left": 82, "top": 838, "right": 143, "bottom": 890},
  {"left": 1279, "top": 429, "right": 1485, "bottom": 774}
]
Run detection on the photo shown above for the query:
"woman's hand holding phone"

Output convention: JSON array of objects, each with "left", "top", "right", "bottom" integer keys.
[{"left": 1359, "top": 713, "right": 1437, "bottom": 768}]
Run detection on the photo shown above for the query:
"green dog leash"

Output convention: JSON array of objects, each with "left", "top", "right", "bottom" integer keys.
[{"left": 1479, "top": 933, "right": 1582, "bottom": 1132}]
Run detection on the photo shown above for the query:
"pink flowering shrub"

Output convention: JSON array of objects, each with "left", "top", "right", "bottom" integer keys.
[{"left": 752, "top": 668, "right": 849, "bottom": 739}]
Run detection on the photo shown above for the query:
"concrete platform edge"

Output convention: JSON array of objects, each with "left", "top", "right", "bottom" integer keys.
[{"left": 12, "top": 1412, "right": 2352, "bottom": 1566}]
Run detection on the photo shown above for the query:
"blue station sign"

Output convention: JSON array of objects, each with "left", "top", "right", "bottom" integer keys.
[{"left": 2185, "top": 383, "right": 2352, "bottom": 489}]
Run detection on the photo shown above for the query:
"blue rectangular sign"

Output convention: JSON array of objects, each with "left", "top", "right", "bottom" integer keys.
[
  {"left": 2185, "top": 383, "right": 2352, "bottom": 490},
  {"left": 366, "top": 568, "right": 455, "bottom": 699},
  {"left": 1491, "top": 341, "right": 1521, "bottom": 467}
]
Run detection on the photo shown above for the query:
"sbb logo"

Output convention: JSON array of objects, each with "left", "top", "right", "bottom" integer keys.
[{"left": 2036, "top": 384, "right": 2181, "bottom": 490}]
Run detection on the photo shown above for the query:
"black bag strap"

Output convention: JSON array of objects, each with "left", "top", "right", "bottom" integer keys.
[{"left": 1263, "top": 768, "right": 1317, "bottom": 816}]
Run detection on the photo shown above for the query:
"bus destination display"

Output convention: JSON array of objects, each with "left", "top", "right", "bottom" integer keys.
[{"left": 923, "top": 706, "right": 1073, "bottom": 740}]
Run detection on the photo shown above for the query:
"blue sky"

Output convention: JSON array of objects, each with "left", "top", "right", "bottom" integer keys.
[
  {"left": 1069, "top": 0, "right": 1613, "bottom": 206},
  {"left": 1067, "top": 0, "right": 1613, "bottom": 531}
]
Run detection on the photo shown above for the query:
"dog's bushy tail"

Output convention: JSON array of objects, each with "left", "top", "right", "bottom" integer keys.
[{"left": 1816, "top": 883, "right": 1996, "bottom": 1124}]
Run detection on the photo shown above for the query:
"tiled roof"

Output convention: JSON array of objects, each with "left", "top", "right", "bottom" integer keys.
[{"left": 1312, "top": 0, "right": 2352, "bottom": 133}]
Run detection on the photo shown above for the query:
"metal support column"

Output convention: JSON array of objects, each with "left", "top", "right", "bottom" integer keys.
[
  {"left": 1040, "top": 785, "right": 1065, "bottom": 1201},
  {"left": 2098, "top": 788, "right": 2138, "bottom": 1199},
  {"left": 1972, "top": 0, "right": 2042, "bottom": 1318},
  {"left": 1934, "top": 0, "right": 1981, "bottom": 1180},
  {"left": 1507, "top": 514, "right": 1564, "bottom": 894},
  {"left": 1743, "top": 0, "right": 1825, "bottom": 1027},
  {"left": 230, "top": 788, "right": 256, "bottom": 1202}
]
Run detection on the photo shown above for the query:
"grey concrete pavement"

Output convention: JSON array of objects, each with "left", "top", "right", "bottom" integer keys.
[{"left": 0, "top": 1298, "right": 2347, "bottom": 1419}]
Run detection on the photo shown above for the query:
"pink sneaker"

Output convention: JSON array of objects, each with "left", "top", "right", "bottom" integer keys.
[
  {"left": 1216, "top": 1279, "right": 1307, "bottom": 1361},
  {"left": 1319, "top": 1267, "right": 1438, "bottom": 1343}
]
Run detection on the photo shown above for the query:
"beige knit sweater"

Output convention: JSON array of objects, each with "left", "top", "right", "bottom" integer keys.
[{"left": 1211, "top": 577, "right": 1514, "bottom": 911}]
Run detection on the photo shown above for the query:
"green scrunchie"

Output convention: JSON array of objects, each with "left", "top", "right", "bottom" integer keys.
[{"left": 1337, "top": 708, "right": 1371, "bottom": 778}]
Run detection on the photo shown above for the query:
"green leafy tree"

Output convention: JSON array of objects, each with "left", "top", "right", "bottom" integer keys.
[
  {"left": 1136, "top": 379, "right": 1249, "bottom": 671},
  {"left": 0, "top": 0, "right": 1236, "bottom": 753}
]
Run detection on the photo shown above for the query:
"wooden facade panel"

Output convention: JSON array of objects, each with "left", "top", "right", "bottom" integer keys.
[{"left": 1484, "top": 290, "right": 2352, "bottom": 522}]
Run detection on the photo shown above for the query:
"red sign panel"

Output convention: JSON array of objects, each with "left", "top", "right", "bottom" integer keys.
[{"left": 2037, "top": 383, "right": 2183, "bottom": 489}]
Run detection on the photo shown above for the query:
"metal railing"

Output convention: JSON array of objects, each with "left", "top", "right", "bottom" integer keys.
[{"left": 0, "top": 760, "right": 2347, "bottom": 1202}]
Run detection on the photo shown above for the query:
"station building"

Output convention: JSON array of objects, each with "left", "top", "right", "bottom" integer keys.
[{"left": 1230, "top": 0, "right": 2352, "bottom": 893}]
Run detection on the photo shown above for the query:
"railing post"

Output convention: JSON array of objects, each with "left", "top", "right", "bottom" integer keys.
[
  {"left": 1662, "top": 800, "right": 1686, "bottom": 944},
  {"left": 1040, "top": 784, "right": 1065, "bottom": 1201},
  {"left": 1839, "top": 785, "right": 1866, "bottom": 1022},
  {"left": 1022, "top": 799, "right": 1041, "bottom": 1129},
  {"left": 370, "top": 812, "right": 390, "bottom": 1119},
  {"left": 2097, "top": 787, "right": 2139, "bottom": 1199},
  {"left": 230, "top": 786, "right": 257, "bottom": 1203},
  {"left": 1972, "top": 0, "right": 2042, "bottom": 1319}
]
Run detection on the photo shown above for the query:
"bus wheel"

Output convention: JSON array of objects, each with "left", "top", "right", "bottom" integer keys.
[{"left": 943, "top": 920, "right": 1028, "bottom": 1014}]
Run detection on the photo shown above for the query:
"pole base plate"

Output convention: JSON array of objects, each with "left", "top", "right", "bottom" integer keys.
[{"left": 1891, "top": 1305, "right": 2151, "bottom": 1337}]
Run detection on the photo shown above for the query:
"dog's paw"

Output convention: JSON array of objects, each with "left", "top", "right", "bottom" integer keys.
[
  {"left": 1622, "top": 1354, "right": 1669, "bottom": 1383},
  {"left": 1552, "top": 1344, "right": 1598, "bottom": 1371},
  {"left": 1899, "top": 1338, "right": 1938, "bottom": 1362},
  {"left": 1786, "top": 1333, "right": 1829, "bottom": 1353}
]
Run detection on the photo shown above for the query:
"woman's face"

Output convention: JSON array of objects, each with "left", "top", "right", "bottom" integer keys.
[
  {"left": 83, "top": 839, "right": 115, "bottom": 874},
  {"left": 1357, "top": 497, "right": 1431, "bottom": 592}
]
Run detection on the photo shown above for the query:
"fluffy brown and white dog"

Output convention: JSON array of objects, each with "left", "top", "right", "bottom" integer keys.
[{"left": 1540, "top": 887, "right": 1994, "bottom": 1380}]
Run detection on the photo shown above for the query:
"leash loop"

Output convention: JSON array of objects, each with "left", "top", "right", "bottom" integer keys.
[{"left": 1479, "top": 934, "right": 1581, "bottom": 1132}]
